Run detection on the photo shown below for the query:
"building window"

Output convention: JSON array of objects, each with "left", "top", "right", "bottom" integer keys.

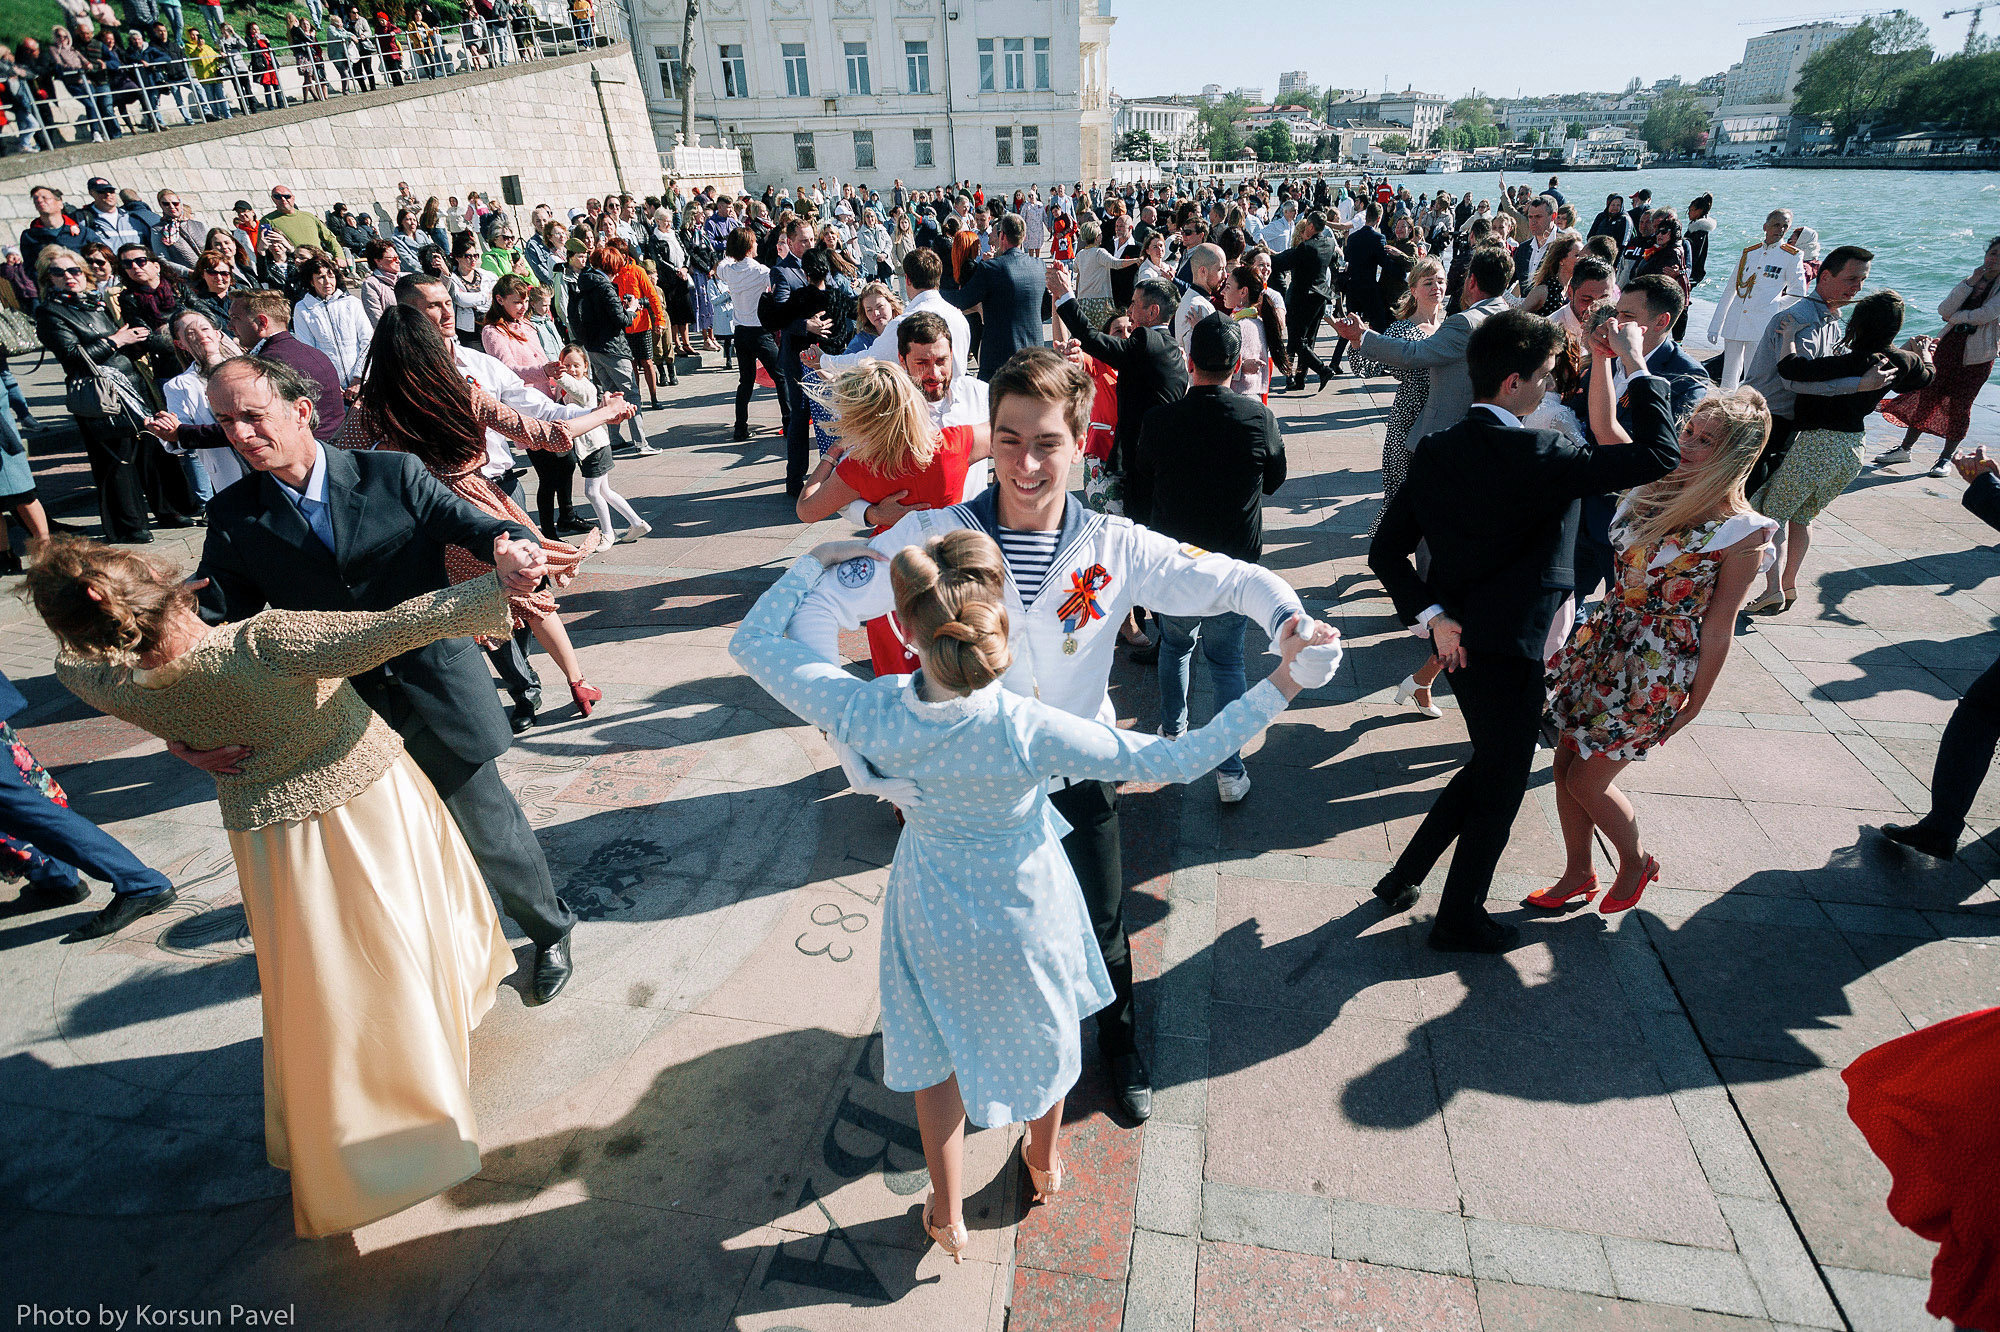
[
  {"left": 782, "top": 42, "right": 810, "bottom": 97},
  {"left": 913, "top": 127, "right": 934, "bottom": 167},
  {"left": 654, "top": 44, "right": 681, "bottom": 98},
  {"left": 1022, "top": 124, "right": 1039, "bottom": 165},
  {"left": 1033, "top": 37, "right": 1049, "bottom": 91},
  {"left": 905, "top": 40, "right": 930, "bottom": 93},
  {"left": 1003, "top": 37, "right": 1024, "bottom": 91},
  {"left": 794, "top": 131, "right": 816, "bottom": 170},
  {"left": 845, "top": 41, "right": 870, "bottom": 95},
  {"left": 977, "top": 38, "right": 994, "bottom": 92},
  {"left": 719, "top": 44, "right": 747, "bottom": 98},
  {"left": 853, "top": 129, "right": 875, "bottom": 170},
  {"left": 995, "top": 126, "right": 1013, "bottom": 166},
  {"left": 736, "top": 136, "right": 756, "bottom": 173}
]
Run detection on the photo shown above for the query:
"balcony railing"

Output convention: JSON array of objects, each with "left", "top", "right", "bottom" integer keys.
[{"left": 0, "top": 0, "right": 628, "bottom": 155}]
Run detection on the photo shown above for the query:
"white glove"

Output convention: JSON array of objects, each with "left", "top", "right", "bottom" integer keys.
[
  {"left": 1271, "top": 615, "right": 1343, "bottom": 689},
  {"left": 1706, "top": 311, "right": 1724, "bottom": 345},
  {"left": 831, "top": 738, "right": 923, "bottom": 808}
]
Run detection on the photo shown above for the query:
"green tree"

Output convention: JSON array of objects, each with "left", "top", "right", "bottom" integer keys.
[
  {"left": 1115, "top": 129, "right": 1162, "bottom": 161},
  {"left": 1792, "top": 10, "right": 1934, "bottom": 151},
  {"left": 1642, "top": 92, "right": 1710, "bottom": 155},
  {"left": 1250, "top": 121, "right": 1298, "bottom": 162},
  {"left": 1566, "top": 120, "right": 1590, "bottom": 141},
  {"left": 1379, "top": 133, "right": 1411, "bottom": 154},
  {"left": 1894, "top": 49, "right": 2000, "bottom": 134},
  {"left": 1449, "top": 96, "right": 1494, "bottom": 129},
  {"left": 1196, "top": 95, "right": 1249, "bottom": 159}
]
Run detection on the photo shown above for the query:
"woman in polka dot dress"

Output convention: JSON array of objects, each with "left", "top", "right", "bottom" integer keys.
[{"left": 732, "top": 530, "right": 1322, "bottom": 1264}]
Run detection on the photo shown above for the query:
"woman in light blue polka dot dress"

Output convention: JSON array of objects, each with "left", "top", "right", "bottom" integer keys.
[{"left": 731, "top": 529, "right": 1322, "bottom": 1263}]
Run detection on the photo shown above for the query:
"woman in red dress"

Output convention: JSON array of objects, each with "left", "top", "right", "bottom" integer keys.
[
  {"left": 1844, "top": 1007, "right": 2000, "bottom": 1331},
  {"left": 794, "top": 360, "right": 989, "bottom": 676}
]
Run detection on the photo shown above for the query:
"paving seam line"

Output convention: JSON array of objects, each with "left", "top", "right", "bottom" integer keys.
[{"left": 1628, "top": 911, "right": 1855, "bottom": 1331}]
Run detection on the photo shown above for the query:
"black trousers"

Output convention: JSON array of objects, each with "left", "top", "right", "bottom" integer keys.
[
  {"left": 486, "top": 626, "right": 541, "bottom": 704},
  {"left": 780, "top": 352, "right": 811, "bottom": 494},
  {"left": 527, "top": 447, "right": 576, "bottom": 530},
  {"left": 965, "top": 310, "right": 984, "bottom": 367},
  {"left": 1287, "top": 293, "right": 1335, "bottom": 385},
  {"left": 358, "top": 680, "right": 573, "bottom": 947},
  {"left": 1050, "top": 778, "right": 1135, "bottom": 1056},
  {"left": 77, "top": 418, "right": 192, "bottom": 541},
  {"left": 1918, "top": 653, "right": 2000, "bottom": 842},
  {"left": 733, "top": 328, "right": 787, "bottom": 435},
  {"left": 1390, "top": 652, "right": 1545, "bottom": 928}
]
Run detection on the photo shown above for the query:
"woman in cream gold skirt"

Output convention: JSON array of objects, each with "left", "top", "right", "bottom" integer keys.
[{"left": 27, "top": 535, "right": 534, "bottom": 1239}]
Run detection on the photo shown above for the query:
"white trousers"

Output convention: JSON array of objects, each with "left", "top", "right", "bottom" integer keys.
[{"left": 1719, "top": 339, "right": 1755, "bottom": 392}]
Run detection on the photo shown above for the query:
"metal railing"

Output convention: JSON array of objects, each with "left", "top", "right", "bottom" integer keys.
[{"left": 0, "top": 0, "right": 627, "bottom": 154}]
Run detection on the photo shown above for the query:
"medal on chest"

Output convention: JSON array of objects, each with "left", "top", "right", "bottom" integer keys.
[{"left": 1056, "top": 563, "right": 1113, "bottom": 655}]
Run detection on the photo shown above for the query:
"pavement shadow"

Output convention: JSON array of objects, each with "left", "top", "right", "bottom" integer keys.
[{"left": 1814, "top": 546, "right": 2000, "bottom": 627}]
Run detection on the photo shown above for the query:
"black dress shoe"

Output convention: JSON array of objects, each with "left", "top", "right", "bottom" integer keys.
[
  {"left": 126, "top": 531, "right": 156, "bottom": 545},
  {"left": 65, "top": 886, "right": 178, "bottom": 941},
  {"left": 21, "top": 878, "right": 89, "bottom": 906},
  {"left": 557, "top": 516, "right": 595, "bottom": 537},
  {"left": 1107, "top": 1048, "right": 1151, "bottom": 1122},
  {"left": 1879, "top": 822, "right": 1956, "bottom": 860},
  {"left": 532, "top": 934, "right": 573, "bottom": 1004},
  {"left": 511, "top": 699, "right": 537, "bottom": 733},
  {"left": 732, "top": 425, "right": 751, "bottom": 442},
  {"left": 1373, "top": 872, "right": 1420, "bottom": 913},
  {"left": 1427, "top": 916, "right": 1520, "bottom": 955},
  {"left": 1128, "top": 639, "right": 1159, "bottom": 666}
]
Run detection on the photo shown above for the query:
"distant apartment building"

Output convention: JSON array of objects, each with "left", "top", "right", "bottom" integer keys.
[
  {"left": 639, "top": 0, "right": 1116, "bottom": 189},
  {"left": 1232, "top": 86, "right": 1265, "bottom": 103},
  {"left": 1114, "top": 95, "right": 1200, "bottom": 153},
  {"left": 1327, "top": 89, "right": 1447, "bottom": 146},
  {"left": 1710, "top": 22, "right": 1854, "bottom": 157},
  {"left": 1277, "top": 70, "right": 1311, "bottom": 98}
]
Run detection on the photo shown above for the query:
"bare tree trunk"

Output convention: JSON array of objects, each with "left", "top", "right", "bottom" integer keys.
[{"left": 679, "top": 0, "right": 697, "bottom": 147}]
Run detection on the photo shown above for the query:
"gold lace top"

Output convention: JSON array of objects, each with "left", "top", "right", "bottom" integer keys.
[{"left": 54, "top": 574, "right": 510, "bottom": 832}]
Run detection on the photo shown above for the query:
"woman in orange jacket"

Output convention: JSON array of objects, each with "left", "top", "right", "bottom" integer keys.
[{"left": 606, "top": 241, "right": 668, "bottom": 409}]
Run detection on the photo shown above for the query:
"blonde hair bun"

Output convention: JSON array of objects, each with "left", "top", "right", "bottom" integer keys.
[{"left": 890, "top": 531, "right": 1012, "bottom": 694}]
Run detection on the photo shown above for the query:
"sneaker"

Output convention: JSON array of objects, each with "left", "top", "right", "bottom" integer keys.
[
  {"left": 1871, "top": 447, "right": 1912, "bottom": 467},
  {"left": 619, "top": 443, "right": 662, "bottom": 457},
  {"left": 1217, "top": 770, "right": 1251, "bottom": 803},
  {"left": 1928, "top": 463, "right": 1951, "bottom": 478},
  {"left": 1156, "top": 724, "right": 1183, "bottom": 740}
]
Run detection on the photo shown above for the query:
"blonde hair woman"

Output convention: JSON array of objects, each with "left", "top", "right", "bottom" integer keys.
[
  {"left": 1536, "top": 374, "right": 1777, "bottom": 916},
  {"left": 796, "top": 354, "right": 990, "bottom": 675},
  {"left": 27, "top": 534, "right": 536, "bottom": 1237},
  {"left": 730, "top": 527, "right": 1323, "bottom": 1263},
  {"left": 849, "top": 280, "right": 903, "bottom": 349}
]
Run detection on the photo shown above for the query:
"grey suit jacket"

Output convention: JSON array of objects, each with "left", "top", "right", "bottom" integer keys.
[{"left": 1354, "top": 295, "right": 1511, "bottom": 448}]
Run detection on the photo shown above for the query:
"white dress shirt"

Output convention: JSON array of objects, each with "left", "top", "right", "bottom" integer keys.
[{"left": 818, "top": 287, "right": 971, "bottom": 380}]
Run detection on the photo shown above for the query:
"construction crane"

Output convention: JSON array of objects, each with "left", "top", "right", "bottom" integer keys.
[
  {"left": 1736, "top": 8, "right": 1893, "bottom": 23},
  {"left": 1943, "top": 0, "right": 1998, "bottom": 52}
]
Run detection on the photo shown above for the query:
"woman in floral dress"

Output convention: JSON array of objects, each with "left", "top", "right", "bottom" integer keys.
[{"left": 1535, "top": 345, "right": 1778, "bottom": 916}]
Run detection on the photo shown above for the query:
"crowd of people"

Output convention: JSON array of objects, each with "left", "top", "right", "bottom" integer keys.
[
  {"left": 1, "top": 164, "right": 1994, "bottom": 1322},
  {"left": 0, "top": 0, "right": 604, "bottom": 150}
]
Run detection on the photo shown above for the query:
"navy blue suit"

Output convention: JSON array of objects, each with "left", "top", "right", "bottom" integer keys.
[
  {"left": 944, "top": 246, "right": 1046, "bottom": 382},
  {"left": 1570, "top": 340, "right": 1712, "bottom": 600},
  {"left": 0, "top": 670, "right": 172, "bottom": 899}
]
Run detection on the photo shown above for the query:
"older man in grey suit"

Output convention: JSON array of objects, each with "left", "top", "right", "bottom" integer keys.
[{"left": 1333, "top": 247, "right": 1515, "bottom": 449}]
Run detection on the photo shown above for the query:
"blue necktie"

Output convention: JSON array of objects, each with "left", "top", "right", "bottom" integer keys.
[{"left": 297, "top": 495, "right": 336, "bottom": 555}]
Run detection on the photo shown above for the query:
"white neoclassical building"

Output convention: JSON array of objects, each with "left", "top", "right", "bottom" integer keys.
[
  {"left": 1113, "top": 96, "right": 1200, "bottom": 155},
  {"left": 632, "top": 0, "right": 1116, "bottom": 192}
]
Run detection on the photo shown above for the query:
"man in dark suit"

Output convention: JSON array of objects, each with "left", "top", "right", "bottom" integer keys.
[
  {"left": 178, "top": 355, "right": 581, "bottom": 1003},
  {"left": 1268, "top": 210, "right": 1340, "bottom": 389},
  {"left": 766, "top": 219, "right": 834, "bottom": 498},
  {"left": 1047, "top": 265, "right": 1187, "bottom": 525},
  {"left": 1569, "top": 275, "right": 1711, "bottom": 601},
  {"left": 1882, "top": 449, "right": 2000, "bottom": 860},
  {"left": 945, "top": 212, "right": 1046, "bottom": 382},
  {"left": 1132, "top": 314, "right": 1288, "bottom": 802},
  {"left": 1368, "top": 311, "right": 1680, "bottom": 952},
  {"left": 1343, "top": 202, "right": 1392, "bottom": 332}
]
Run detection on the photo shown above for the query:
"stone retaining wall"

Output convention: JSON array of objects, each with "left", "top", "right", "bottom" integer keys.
[{"left": 0, "top": 45, "right": 663, "bottom": 241}]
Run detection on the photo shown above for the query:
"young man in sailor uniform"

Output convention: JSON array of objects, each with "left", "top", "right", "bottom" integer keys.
[
  {"left": 1706, "top": 208, "right": 1810, "bottom": 392},
  {"left": 786, "top": 347, "right": 1336, "bottom": 1125}
]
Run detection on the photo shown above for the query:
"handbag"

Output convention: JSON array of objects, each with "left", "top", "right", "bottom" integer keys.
[
  {"left": 0, "top": 305, "right": 36, "bottom": 356},
  {"left": 64, "top": 335, "right": 147, "bottom": 422}
]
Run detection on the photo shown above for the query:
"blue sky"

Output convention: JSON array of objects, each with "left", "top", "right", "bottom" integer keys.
[{"left": 1103, "top": 0, "right": 1979, "bottom": 100}]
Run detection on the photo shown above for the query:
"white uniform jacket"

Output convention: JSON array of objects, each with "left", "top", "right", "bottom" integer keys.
[
  {"left": 787, "top": 490, "right": 1306, "bottom": 731},
  {"left": 1708, "top": 241, "right": 1809, "bottom": 344}
]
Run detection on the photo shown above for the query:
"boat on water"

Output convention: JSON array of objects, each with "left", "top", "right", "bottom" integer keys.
[{"left": 1417, "top": 152, "right": 1465, "bottom": 174}]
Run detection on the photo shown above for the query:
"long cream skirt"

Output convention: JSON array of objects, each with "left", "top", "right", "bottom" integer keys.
[{"left": 227, "top": 753, "right": 513, "bottom": 1238}]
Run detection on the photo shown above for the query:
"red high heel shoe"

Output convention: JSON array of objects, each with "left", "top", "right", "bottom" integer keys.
[
  {"left": 569, "top": 679, "right": 602, "bottom": 718},
  {"left": 1523, "top": 874, "right": 1598, "bottom": 910},
  {"left": 1599, "top": 856, "right": 1660, "bottom": 914}
]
